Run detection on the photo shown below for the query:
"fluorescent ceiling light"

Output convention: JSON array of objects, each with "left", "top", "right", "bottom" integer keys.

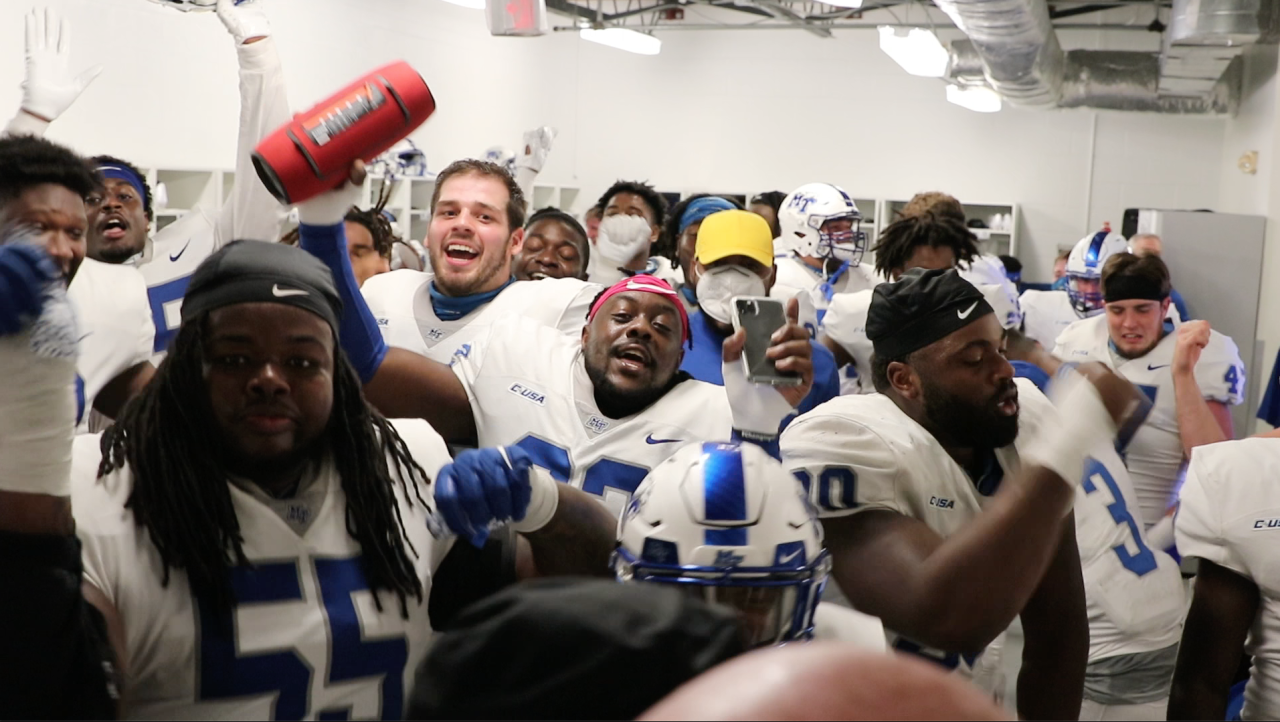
[
  {"left": 440, "top": 0, "right": 485, "bottom": 9},
  {"left": 824, "top": 0, "right": 863, "bottom": 8},
  {"left": 877, "top": 26, "right": 948, "bottom": 78},
  {"left": 946, "top": 84, "right": 1002, "bottom": 113},
  {"left": 580, "top": 27, "right": 661, "bottom": 55}
]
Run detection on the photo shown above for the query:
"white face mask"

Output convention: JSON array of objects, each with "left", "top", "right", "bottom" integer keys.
[{"left": 695, "top": 265, "right": 767, "bottom": 325}]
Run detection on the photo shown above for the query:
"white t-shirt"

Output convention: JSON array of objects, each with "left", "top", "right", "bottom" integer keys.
[
  {"left": 71, "top": 418, "right": 454, "bottom": 720},
  {"left": 449, "top": 316, "right": 732, "bottom": 517},
  {"left": 133, "top": 38, "right": 290, "bottom": 360},
  {"left": 1176, "top": 438, "right": 1280, "bottom": 721},
  {"left": 1053, "top": 314, "right": 1245, "bottom": 528},
  {"left": 362, "top": 270, "right": 598, "bottom": 365},
  {"left": 67, "top": 258, "right": 153, "bottom": 429},
  {"left": 780, "top": 378, "right": 1053, "bottom": 677}
]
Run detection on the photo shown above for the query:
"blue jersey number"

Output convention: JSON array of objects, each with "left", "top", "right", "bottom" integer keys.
[
  {"left": 196, "top": 556, "right": 408, "bottom": 720},
  {"left": 1225, "top": 365, "right": 1241, "bottom": 397},
  {"left": 74, "top": 373, "right": 86, "bottom": 425},
  {"left": 792, "top": 466, "right": 858, "bottom": 512},
  {"left": 147, "top": 276, "right": 191, "bottom": 353},
  {"left": 514, "top": 435, "right": 649, "bottom": 501},
  {"left": 1082, "top": 458, "right": 1157, "bottom": 577}
]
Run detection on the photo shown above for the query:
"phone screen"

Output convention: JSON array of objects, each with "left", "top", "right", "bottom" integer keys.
[{"left": 733, "top": 297, "right": 802, "bottom": 386}]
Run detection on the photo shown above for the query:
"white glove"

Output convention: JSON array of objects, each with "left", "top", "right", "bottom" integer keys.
[
  {"left": 722, "top": 354, "right": 793, "bottom": 439},
  {"left": 19, "top": 8, "right": 103, "bottom": 123},
  {"left": 596, "top": 214, "right": 651, "bottom": 265},
  {"left": 516, "top": 126, "right": 557, "bottom": 173},
  {"left": 1021, "top": 368, "right": 1117, "bottom": 497},
  {"left": 217, "top": 0, "right": 272, "bottom": 44},
  {"left": 295, "top": 178, "right": 361, "bottom": 227}
]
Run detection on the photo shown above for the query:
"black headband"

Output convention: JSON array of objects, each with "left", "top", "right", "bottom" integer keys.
[
  {"left": 182, "top": 241, "right": 343, "bottom": 332},
  {"left": 1103, "top": 273, "right": 1168, "bottom": 304},
  {"left": 867, "top": 268, "right": 994, "bottom": 359}
]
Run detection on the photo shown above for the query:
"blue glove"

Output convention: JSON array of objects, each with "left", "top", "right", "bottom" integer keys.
[
  {"left": 434, "top": 446, "right": 533, "bottom": 548},
  {"left": 0, "top": 243, "right": 57, "bottom": 336}
]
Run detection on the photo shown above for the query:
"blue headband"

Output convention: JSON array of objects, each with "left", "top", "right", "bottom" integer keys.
[
  {"left": 96, "top": 165, "right": 146, "bottom": 204},
  {"left": 679, "top": 197, "right": 735, "bottom": 236}
]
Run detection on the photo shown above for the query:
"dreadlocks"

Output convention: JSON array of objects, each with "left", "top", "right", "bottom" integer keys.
[
  {"left": 98, "top": 313, "right": 431, "bottom": 615},
  {"left": 871, "top": 210, "right": 979, "bottom": 280},
  {"left": 345, "top": 179, "right": 400, "bottom": 260}
]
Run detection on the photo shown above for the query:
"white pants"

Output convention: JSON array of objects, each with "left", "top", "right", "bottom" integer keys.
[{"left": 1079, "top": 696, "right": 1168, "bottom": 721}]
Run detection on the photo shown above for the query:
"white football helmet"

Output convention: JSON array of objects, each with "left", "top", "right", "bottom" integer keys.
[
  {"left": 483, "top": 145, "right": 517, "bottom": 177},
  {"left": 613, "top": 441, "right": 830, "bottom": 648},
  {"left": 371, "top": 139, "right": 430, "bottom": 180},
  {"left": 143, "top": 0, "right": 218, "bottom": 11},
  {"left": 779, "top": 183, "right": 866, "bottom": 264},
  {"left": 1066, "top": 227, "right": 1129, "bottom": 316}
]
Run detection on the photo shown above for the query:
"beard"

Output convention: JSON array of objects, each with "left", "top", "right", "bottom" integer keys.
[
  {"left": 584, "top": 351, "right": 675, "bottom": 419},
  {"left": 430, "top": 235, "right": 513, "bottom": 297},
  {"left": 920, "top": 375, "right": 1020, "bottom": 450}
]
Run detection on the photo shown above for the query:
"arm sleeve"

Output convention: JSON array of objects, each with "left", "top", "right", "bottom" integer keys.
[
  {"left": 1194, "top": 333, "right": 1246, "bottom": 406},
  {"left": 780, "top": 411, "right": 902, "bottom": 517},
  {"left": 213, "top": 37, "right": 290, "bottom": 247},
  {"left": 426, "top": 525, "right": 517, "bottom": 631},
  {"left": 0, "top": 532, "right": 118, "bottom": 718},
  {"left": 1175, "top": 450, "right": 1249, "bottom": 576},
  {"left": 298, "top": 222, "right": 387, "bottom": 383}
]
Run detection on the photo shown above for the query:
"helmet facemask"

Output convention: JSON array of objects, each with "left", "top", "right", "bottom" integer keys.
[
  {"left": 1067, "top": 272, "right": 1104, "bottom": 316},
  {"left": 813, "top": 213, "right": 866, "bottom": 265}
]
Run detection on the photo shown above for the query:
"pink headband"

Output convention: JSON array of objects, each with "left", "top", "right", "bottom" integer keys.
[{"left": 588, "top": 274, "right": 691, "bottom": 347}]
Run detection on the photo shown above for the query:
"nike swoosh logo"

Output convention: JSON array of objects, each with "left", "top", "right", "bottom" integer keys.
[
  {"left": 272, "top": 284, "right": 309, "bottom": 298},
  {"left": 779, "top": 549, "right": 803, "bottom": 564},
  {"left": 645, "top": 434, "right": 681, "bottom": 445},
  {"left": 1147, "top": 364, "right": 1169, "bottom": 371},
  {"left": 169, "top": 239, "right": 192, "bottom": 262},
  {"left": 957, "top": 301, "right": 979, "bottom": 320}
]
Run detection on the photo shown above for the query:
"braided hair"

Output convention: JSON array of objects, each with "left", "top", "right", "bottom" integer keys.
[
  {"left": 871, "top": 210, "right": 979, "bottom": 280},
  {"left": 98, "top": 314, "right": 431, "bottom": 616}
]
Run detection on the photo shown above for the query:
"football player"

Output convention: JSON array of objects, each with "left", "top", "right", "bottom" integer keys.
[
  {"left": 311, "top": 159, "right": 599, "bottom": 367},
  {"left": 614, "top": 441, "right": 885, "bottom": 651},
  {"left": 1019, "top": 226, "right": 1130, "bottom": 350},
  {"left": 660, "top": 193, "right": 739, "bottom": 311},
  {"left": 7, "top": 0, "right": 290, "bottom": 359},
  {"left": 771, "top": 182, "right": 878, "bottom": 336},
  {"left": 1168, "top": 436, "right": 1280, "bottom": 720},
  {"left": 588, "top": 180, "right": 680, "bottom": 286},
  {"left": 782, "top": 268, "right": 1149, "bottom": 720},
  {"left": 512, "top": 208, "right": 590, "bottom": 281},
  {"left": 1008, "top": 335, "right": 1187, "bottom": 720},
  {"left": 2, "top": 235, "right": 615, "bottom": 717},
  {"left": 1052, "top": 253, "right": 1244, "bottom": 530},
  {"left": 819, "top": 210, "right": 982, "bottom": 395}
]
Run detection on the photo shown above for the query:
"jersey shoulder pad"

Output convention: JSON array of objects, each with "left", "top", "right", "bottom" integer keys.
[
  {"left": 388, "top": 418, "right": 453, "bottom": 481},
  {"left": 1175, "top": 439, "right": 1265, "bottom": 575},
  {"left": 1052, "top": 314, "right": 1103, "bottom": 357},
  {"left": 1193, "top": 330, "right": 1246, "bottom": 404},
  {"left": 781, "top": 396, "right": 905, "bottom": 517},
  {"left": 70, "top": 433, "right": 137, "bottom": 604},
  {"left": 821, "top": 289, "right": 872, "bottom": 347},
  {"left": 360, "top": 268, "right": 431, "bottom": 316}
]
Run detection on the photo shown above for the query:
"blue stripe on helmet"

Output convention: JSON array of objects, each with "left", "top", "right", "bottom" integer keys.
[
  {"left": 702, "top": 442, "right": 747, "bottom": 522},
  {"left": 1085, "top": 230, "right": 1108, "bottom": 267}
]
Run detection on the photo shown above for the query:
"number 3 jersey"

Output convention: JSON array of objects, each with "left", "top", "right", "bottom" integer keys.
[
  {"left": 450, "top": 316, "right": 733, "bottom": 518},
  {"left": 779, "top": 378, "right": 1057, "bottom": 675},
  {"left": 69, "top": 419, "right": 455, "bottom": 720},
  {"left": 1053, "top": 314, "right": 1245, "bottom": 529}
]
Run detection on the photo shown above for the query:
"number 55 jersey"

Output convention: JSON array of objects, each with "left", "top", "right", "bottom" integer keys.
[{"left": 70, "top": 419, "right": 454, "bottom": 720}]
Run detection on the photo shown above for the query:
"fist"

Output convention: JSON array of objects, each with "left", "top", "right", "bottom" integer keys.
[
  {"left": 1173, "top": 320, "right": 1211, "bottom": 377},
  {"left": 1071, "top": 361, "right": 1153, "bottom": 433}
]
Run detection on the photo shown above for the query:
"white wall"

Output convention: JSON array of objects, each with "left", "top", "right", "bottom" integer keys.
[{"left": 0, "top": 0, "right": 1230, "bottom": 281}]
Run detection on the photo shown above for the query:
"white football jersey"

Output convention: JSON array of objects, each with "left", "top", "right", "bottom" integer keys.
[
  {"left": 1074, "top": 444, "right": 1185, "bottom": 662},
  {"left": 71, "top": 419, "right": 453, "bottom": 721},
  {"left": 1053, "top": 314, "right": 1245, "bottom": 529},
  {"left": 362, "top": 270, "right": 599, "bottom": 364},
  {"left": 819, "top": 289, "right": 874, "bottom": 396},
  {"left": 811, "top": 601, "right": 887, "bottom": 653},
  {"left": 959, "top": 255, "right": 1022, "bottom": 328},
  {"left": 450, "top": 316, "right": 733, "bottom": 518},
  {"left": 1019, "top": 289, "right": 1079, "bottom": 350},
  {"left": 67, "top": 259, "right": 154, "bottom": 429},
  {"left": 133, "top": 38, "right": 289, "bottom": 359},
  {"left": 1176, "top": 438, "right": 1280, "bottom": 721},
  {"left": 780, "top": 378, "right": 1055, "bottom": 676},
  {"left": 772, "top": 255, "right": 878, "bottom": 335}
]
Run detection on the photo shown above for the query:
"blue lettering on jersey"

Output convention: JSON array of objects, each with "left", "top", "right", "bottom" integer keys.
[
  {"left": 74, "top": 373, "right": 86, "bottom": 425},
  {"left": 1253, "top": 518, "right": 1280, "bottom": 530},
  {"left": 1082, "top": 458, "right": 1157, "bottom": 577},
  {"left": 196, "top": 556, "right": 408, "bottom": 720},
  {"left": 792, "top": 466, "right": 858, "bottom": 512},
  {"left": 803, "top": 321, "right": 817, "bottom": 340},
  {"left": 929, "top": 496, "right": 955, "bottom": 509},
  {"left": 147, "top": 275, "right": 192, "bottom": 353},
  {"left": 1225, "top": 365, "right": 1241, "bottom": 397},
  {"left": 508, "top": 383, "right": 546, "bottom": 406},
  {"left": 514, "top": 434, "right": 650, "bottom": 501}
]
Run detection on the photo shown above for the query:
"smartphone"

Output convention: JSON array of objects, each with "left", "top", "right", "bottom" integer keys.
[{"left": 731, "top": 296, "right": 802, "bottom": 387}]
